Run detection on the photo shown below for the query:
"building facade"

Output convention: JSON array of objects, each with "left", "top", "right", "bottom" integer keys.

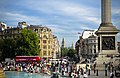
[
  {"left": 0, "top": 22, "right": 60, "bottom": 59},
  {"left": 53, "top": 35, "right": 60, "bottom": 58},
  {"left": 84, "top": 35, "right": 98, "bottom": 58},
  {"left": 75, "top": 30, "right": 98, "bottom": 60},
  {"left": 28, "top": 25, "right": 54, "bottom": 59},
  {"left": 0, "top": 22, "right": 7, "bottom": 31},
  {"left": 117, "top": 42, "right": 120, "bottom": 53}
]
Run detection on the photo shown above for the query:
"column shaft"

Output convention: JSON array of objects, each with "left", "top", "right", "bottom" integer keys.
[{"left": 101, "top": 0, "right": 112, "bottom": 24}]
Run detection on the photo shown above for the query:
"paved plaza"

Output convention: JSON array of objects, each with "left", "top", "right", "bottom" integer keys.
[{"left": 80, "top": 70, "right": 118, "bottom": 78}]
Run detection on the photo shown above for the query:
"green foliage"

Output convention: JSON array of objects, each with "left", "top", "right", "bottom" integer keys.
[
  {"left": 61, "top": 47, "right": 78, "bottom": 62},
  {"left": 67, "top": 48, "right": 75, "bottom": 58},
  {"left": 0, "top": 39, "right": 4, "bottom": 60},
  {"left": 0, "top": 38, "right": 17, "bottom": 60},
  {"left": 61, "top": 48, "right": 69, "bottom": 56},
  {"left": 16, "top": 28, "right": 40, "bottom": 56}
]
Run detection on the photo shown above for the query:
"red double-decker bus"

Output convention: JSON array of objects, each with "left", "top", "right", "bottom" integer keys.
[{"left": 15, "top": 56, "right": 41, "bottom": 62}]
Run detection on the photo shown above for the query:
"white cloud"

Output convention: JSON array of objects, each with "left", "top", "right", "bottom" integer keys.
[
  {"left": 20, "top": 0, "right": 100, "bottom": 24},
  {"left": 112, "top": 8, "right": 120, "bottom": 15},
  {"left": 1, "top": 11, "right": 44, "bottom": 26},
  {"left": 79, "top": 24, "right": 93, "bottom": 30},
  {"left": 1, "top": 0, "right": 119, "bottom": 46},
  {"left": 83, "top": 16, "right": 100, "bottom": 24}
]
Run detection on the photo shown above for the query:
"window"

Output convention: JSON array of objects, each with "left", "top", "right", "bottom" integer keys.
[
  {"left": 94, "top": 49, "right": 96, "bottom": 53},
  {"left": 48, "top": 40, "right": 50, "bottom": 44},
  {"left": 43, "top": 40, "right": 46, "bottom": 43},
  {"left": 48, "top": 51, "right": 50, "bottom": 55},
  {"left": 38, "top": 34, "right": 40, "bottom": 38},
  {"left": 48, "top": 45, "right": 50, "bottom": 49},
  {"left": 43, "top": 29, "right": 46, "bottom": 32},
  {"left": 43, "top": 35, "right": 47, "bottom": 38},
  {"left": 35, "top": 29, "right": 38, "bottom": 32},
  {"left": 39, "top": 40, "right": 40, "bottom": 43},
  {"left": 43, "top": 51, "right": 47, "bottom": 56},
  {"left": 43, "top": 45, "right": 47, "bottom": 49}
]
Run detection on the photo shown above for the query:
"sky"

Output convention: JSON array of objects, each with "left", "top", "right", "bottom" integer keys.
[{"left": 0, "top": 0, "right": 120, "bottom": 47}]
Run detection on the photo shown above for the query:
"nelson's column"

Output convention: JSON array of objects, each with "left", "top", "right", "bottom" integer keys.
[{"left": 95, "top": 0, "right": 120, "bottom": 69}]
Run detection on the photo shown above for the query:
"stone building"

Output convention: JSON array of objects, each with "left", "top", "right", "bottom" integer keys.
[
  {"left": 84, "top": 34, "right": 98, "bottom": 59},
  {"left": 0, "top": 22, "right": 60, "bottom": 59},
  {"left": 75, "top": 30, "right": 98, "bottom": 61},
  {"left": 28, "top": 25, "right": 54, "bottom": 59},
  {"left": 53, "top": 35, "right": 60, "bottom": 58},
  {"left": 75, "top": 36, "right": 84, "bottom": 61},
  {"left": 0, "top": 22, "right": 7, "bottom": 31},
  {"left": 117, "top": 42, "right": 120, "bottom": 53},
  {"left": 18, "top": 21, "right": 29, "bottom": 28}
]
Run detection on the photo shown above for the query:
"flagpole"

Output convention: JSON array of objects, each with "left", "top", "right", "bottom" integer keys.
[{"left": 78, "top": 32, "right": 81, "bottom": 62}]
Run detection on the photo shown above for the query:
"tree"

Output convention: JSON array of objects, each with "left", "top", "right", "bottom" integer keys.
[
  {"left": 61, "top": 47, "right": 68, "bottom": 57},
  {"left": 67, "top": 48, "right": 75, "bottom": 58},
  {"left": 0, "top": 39, "right": 4, "bottom": 61},
  {"left": 1, "top": 38, "right": 17, "bottom": 60},
  {"left": 67, "top": 48, "right": 78, "bottom": 62},
  {"left": 16, "top": 28, "right": 40, "bottom": 56}
]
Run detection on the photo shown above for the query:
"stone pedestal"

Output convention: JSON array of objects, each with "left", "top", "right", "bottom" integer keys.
[
  {"left": 95, "top": 0, "right": 120, "bottom": 70},
  {"left": 95, "top": 33, "right": 119, "bottom": 70}
]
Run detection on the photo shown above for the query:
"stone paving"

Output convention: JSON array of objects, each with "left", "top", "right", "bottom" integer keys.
[{"left": 82, "top": 70, "right": 118, "bottom": 78}]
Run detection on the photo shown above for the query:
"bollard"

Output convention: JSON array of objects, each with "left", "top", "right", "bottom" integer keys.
[
  {"left": 88, "top": 69, "right": 90, "bottom": 75},
  {"left": 105, "top": 70, "right": 107, "bottom": 76},
  {"left": 96, "top": 69, "right": 98, "bottom": 76}
]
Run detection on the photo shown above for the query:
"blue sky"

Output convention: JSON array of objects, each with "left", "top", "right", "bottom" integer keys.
[{"left": 0, "top": 0, "right": 120, "bottom": 47}]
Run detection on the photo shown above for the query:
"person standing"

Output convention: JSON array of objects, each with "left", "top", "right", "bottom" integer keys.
[
  {"left": 93, "top": 62, "right": 96, "bottom": 70},
  {"left": 78, "top": 66, "right": 81, "bottom": 78}
]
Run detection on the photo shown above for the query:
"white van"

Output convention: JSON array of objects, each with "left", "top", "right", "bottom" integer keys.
[{"left": 48, "top": 58, "right": 68, "bottom": 65}]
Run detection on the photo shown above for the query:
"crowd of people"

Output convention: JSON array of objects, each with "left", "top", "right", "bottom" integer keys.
[
  {"left": 0, "top": 59, "right": 90, "bottom": 78},
  {"left": 1, "top": 59, "right": 119, "bottom": 78}
]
